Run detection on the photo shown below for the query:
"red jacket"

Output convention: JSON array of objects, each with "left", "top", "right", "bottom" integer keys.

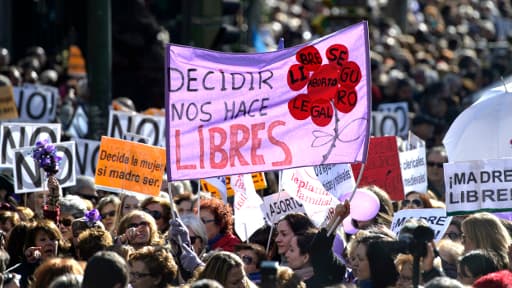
[{"left": 210, "top": 233, "right": 241, "bottom": 252}]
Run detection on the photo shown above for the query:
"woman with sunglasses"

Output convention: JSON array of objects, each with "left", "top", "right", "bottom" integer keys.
[
  {"left": 400, "top": 191, "right": 433, "bottom": 210},
  {"left": 97, "top": 195, "right": 121, "bottom": 236},
  {"left": 116, "top": 210, "right": 162, "bottom": 250},
  {"left": 58, "top": 195, "right": 87, "bottom": 246},
  {"left": 128, "top": 246, "right": 179, "bottom": 288},
  {"left": 141, "top": 197, "right": 171, "bottom": 234}
]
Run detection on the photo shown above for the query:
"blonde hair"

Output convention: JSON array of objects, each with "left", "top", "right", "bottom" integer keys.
[
  {"left": 32, "top": 257, "right": 83, "bottom": 288},
  {"left": 462, "top": 212, "right": 511, "bottom": 264},
  {"left": 117, "top": 210, "right": 162, "bottom": 247}
]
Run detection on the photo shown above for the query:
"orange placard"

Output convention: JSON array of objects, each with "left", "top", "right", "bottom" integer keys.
[
  {"left": 95, "top": 136, "right": 166, "bottom": 196},
  {"left": 0, "top": 86, "right": 18, "bottom": 120}
]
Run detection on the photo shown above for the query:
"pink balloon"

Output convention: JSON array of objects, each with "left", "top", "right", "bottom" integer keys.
[
  {"left": 343, "top": 215, "right": 358, "bottom": 234},
  {"left": 347, "top": 188, "right": 380, "bottom": 221}
]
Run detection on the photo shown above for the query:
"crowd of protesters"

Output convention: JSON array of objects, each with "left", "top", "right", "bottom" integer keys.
[{"left": 1, "top": 0, "right": 512, "bottom": 287}]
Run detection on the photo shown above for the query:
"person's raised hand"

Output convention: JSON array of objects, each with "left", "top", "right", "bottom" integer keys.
[{"left": 24, "top": 246, "right": 41, "bottom": 263}]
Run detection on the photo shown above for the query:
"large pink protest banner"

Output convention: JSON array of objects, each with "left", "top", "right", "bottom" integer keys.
[{"left": 166, "top": 21, "right": 371, "bottom": 180}]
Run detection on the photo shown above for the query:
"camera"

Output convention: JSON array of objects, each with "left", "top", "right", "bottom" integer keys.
[
  {"left": 382, "top": 223, "right": 435, "bottom": 258},
  {"left": 260, "top": 260, "right": 278, "bottom": 288}
]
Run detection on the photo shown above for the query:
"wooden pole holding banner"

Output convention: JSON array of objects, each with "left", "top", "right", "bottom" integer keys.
[{"left": 327, "top": 163, "right": 367, "bottom": 236}]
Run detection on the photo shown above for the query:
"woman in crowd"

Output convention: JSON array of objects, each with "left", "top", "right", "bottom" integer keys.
[
  {"left": 14, "top": 220, "right": 69, "bottom": 287},
  {"left": 114, "top": 194, "right": 144, "bottom": 231},
  {"left": 141, "top": 196, "right": 171, "bottom": 234},
  {"left": 457, "top": 249, "right": 507, "bottom": 285},
  {"left": 32, "top": 257, "right": 83, "bottom": 288},
  {"left": 400, "top": 191, "right": 434, "bottom": 210},
  {"left": 461, "top": 212, "right": 510, "bottom": 267},
  {"left": 195, "top": 251, "right": 255, "bottom": 288},
  {"left": 180, "top": 213, "right": 208, "bottom": 257},
  {"left": 58, "top": 195, "right": 87, "bottom": 246},
  {"left": 347, "top": 231, "right": 399, "bottom": 288},
  {"left": 0, "top": 210, "right": 20, "bottom": 238},
  {"left": 97, "top": 195, "right": 120, "bottom": 236},
  {"left": 443, "top": 218, "right": 463, "bottom": 243},
  {"left": 199, "top": 198, "right": 240, "bottom": 252},
  {"left": 116, "top": 210, "right": 162, "bottom": 249},
  {"left": 275, "top": 213, "right": 315, "bottom": 259},
  {"left": 426, "top": 146, "right": 448, "bottom": 200},
  {"left": 128, "top": 246, "right": 179, "bottom": 288},
  {"left": 285, "top": 201, "right": 349, "bottom": 286}
]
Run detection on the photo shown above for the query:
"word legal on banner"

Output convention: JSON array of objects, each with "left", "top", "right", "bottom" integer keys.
[
  {"left": 444, "top": 158, "right": 512, "bottom": 215},
  {"left": 166, "top": 21, "right": 371, "bottom": 180},
  {"left": 95, "top": 136, "right": 166, "bottom": 197}
]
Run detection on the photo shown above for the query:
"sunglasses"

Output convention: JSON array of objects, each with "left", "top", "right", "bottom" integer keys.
[
  {"left": 127, "top": 221, "right": 149, "bottom": 229},
  {"left": 402, "top": 199, "right": 423, "bottom": 207},
  {"left": 201, "top": 218, "right": 216, "bottom": 225},
  {"left": 130, "top": 271, "right": 153, "bottom": 279},
  {"left": 241, "top": 255, "right": 254, "bottom": 265},
  {"left": 445, "top": 232, "right": 462, "bottom": 241},
  {"left": 427, "top": 161, "right": 444, "bottom": 168},
  {"left": 143, "top": 209, "right": 163, "bottom": 220},
  {"left": 60, "top": 218, "right": 73, "bottom": 227},
  {"left": 101, "top": 210, "right": 116, "bottom": 219}
]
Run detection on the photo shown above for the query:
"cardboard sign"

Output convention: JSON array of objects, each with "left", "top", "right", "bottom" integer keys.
[
  {"left": 399, "top": 146, "right": 427, "bottom": 194},
  {"left": 261, "top": 191, "right": 306, "bottom": 224},
  {"left": 95, "top": 136, "right": 166, "bottom": 196},
  {"left": 12, "top": 84, "right": 58, "bottom": 123},
  {"left": 390, "top": 208, "right": 452, "bottom": 242},
  {"left": 378, "top": 102, "right": 409, "bottom": 138},
  {"left": 444, "top": 159, "right": 512, "bottom": 215},
  {"left": 74, "top": 138, "right": 100, "bottom": 178},
  {"left": 314, "top": 163, "right": 355, "bottom": 198},
  {"left": 108, "top": 109, "right": 166, "bottom": 147},
  {"left": 281, "top": 167, "right": 339, "bottom": 226},
  {"left": 66, "top": 105, "right": 88, "bottom": 139},
  {"left": 0, "top": 86, "right": 19, "bottom": 120},
  {"left": 371, "top": 110, "right": 399, "bottom": 137},
  {"left": 352, "top": 136, "right": 404, "bottom": 200},
  {"left": 0, "top": 123, "right": 61, "bottom": 167},
  {"left": 13, "top": 141, "right": 76, "bottom": 193},
  {"left": 166, "top": 22, "right": 371, "bottom": 180},
  {"left": 201, "top": 172, "right": 268, "bottom": 200}
]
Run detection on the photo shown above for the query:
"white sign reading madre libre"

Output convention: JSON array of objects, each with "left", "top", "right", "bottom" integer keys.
[
  {"left": 399, "top": 146, "right": 427, "bottom": 194},
  {"left": 444, "top": 159, "right": 512, "bottom": 215},
  {"left": 390, "top": 208, "right": 452, "bottom": 242},
  {"left": 13, "top": 141, "right": 76, "bottom": 193}
]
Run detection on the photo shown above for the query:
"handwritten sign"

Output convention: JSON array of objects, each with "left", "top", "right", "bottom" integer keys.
[
  {"left": 13, "top": 141, "right": 76, "bottom": 193},
  {"left": 95, "top": 136, "right": 166, "bottom": 197},
  {"left": 233, "top": 174, "right": 265, "bottom": 241},
  {"left": 166, "top": 21, "right": 371, "bottom": 180},
  {"left": 282, "top": 167, "right": 339, "bottom": 226},
  {"left": 0, "top": 123, "right": 61, "bottom": 167},
  {"left": 66, "top": 105, "right": 88, "bottom": 139},
  {"left": 444, "top": 159, "right": 512, "bottom": 215},
  {"left": 352, "top": 136, "right": 404, "bottom": 200},
  {"left": 314, "top": 163, "right": 355, "bottom": 198},
  {"left": 391, "top": 208, "right": 452, "bottom": 242},
  {"left": 0, "top": 86, "right": 18, "bottom": 120}
]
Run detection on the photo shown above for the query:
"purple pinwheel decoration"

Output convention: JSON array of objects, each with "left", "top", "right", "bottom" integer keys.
[
  {"left": 32, "top": 139, "right": 62, "bottom": 176},
  {"left": 85, "top": 209, "right": 102, "bottom": 226}
]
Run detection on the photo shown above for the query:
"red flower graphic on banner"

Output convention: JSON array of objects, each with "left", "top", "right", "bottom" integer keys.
[{"left": 287, "top": 44, "right": 362, "bottom": 127}]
